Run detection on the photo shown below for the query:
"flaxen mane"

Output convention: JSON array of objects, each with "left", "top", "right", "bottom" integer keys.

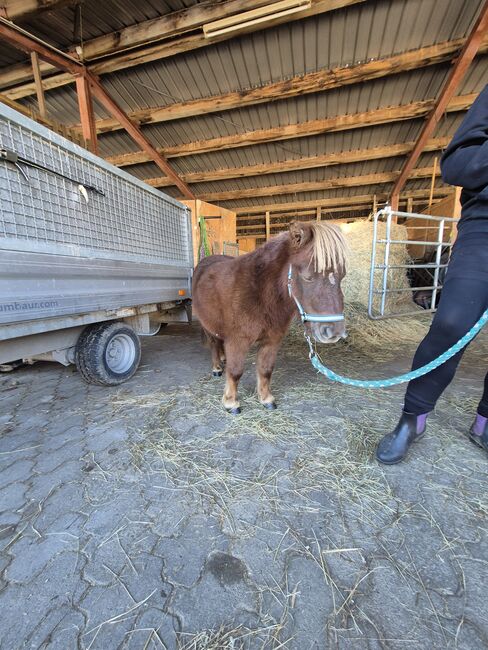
[{"left": 308, "top": 222, "right": 348, "bottom": 274}]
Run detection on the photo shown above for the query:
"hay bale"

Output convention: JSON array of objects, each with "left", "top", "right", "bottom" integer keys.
[{"left": 338, "top": 220, "right": 429, "bottom": 353}]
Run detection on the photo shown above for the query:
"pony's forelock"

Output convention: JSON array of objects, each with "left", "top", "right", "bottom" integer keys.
[{"left": 309, "top": 222, "right": 348, "bottom": 274}]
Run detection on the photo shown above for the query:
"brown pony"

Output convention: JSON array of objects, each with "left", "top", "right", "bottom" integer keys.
[{"left": 192, "top": 221, "right": 348, "bottom": 413}]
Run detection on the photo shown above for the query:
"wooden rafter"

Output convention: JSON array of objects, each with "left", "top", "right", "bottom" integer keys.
[
  {"left": 0, "top": 0, "right": 71, "bottom": 20},
  {"left": 187, "top": 166, "right": 441, "bottom": 203},
  {"left": 390, "top": 0, "right": 488, "bottom": 208},
  {"left": 144, "top": 138, "right": 450, "bottom": 188},
  {"left": 65, "top": 36, "right": 488, "bottom": 136},
  {"left": 233, "top": 189, "right": 452, "bottom": 215},
  {"left": 105, "top": 94, "right": 475, "bottom": 168},
  {"left": 0, "top": 0, "right": 363, "bottom": 98},
  {"left": 0, "top": 18, "right": 195, "bottom": 199}
]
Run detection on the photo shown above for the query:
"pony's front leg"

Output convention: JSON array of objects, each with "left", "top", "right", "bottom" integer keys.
[
  {"left": 222, "top": 341, "right": 247, "bottom": 415},
  {"left": 256, "top": 340, "right": 280, "bottom": 410}
]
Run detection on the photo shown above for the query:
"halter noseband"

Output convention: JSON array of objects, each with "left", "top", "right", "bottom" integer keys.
[{"left": 287, "top": 264, "right": 345, "bottom": 324}]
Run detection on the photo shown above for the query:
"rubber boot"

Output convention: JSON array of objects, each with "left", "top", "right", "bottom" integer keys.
[
  {"left": 375, "top": 411, "right": 428, "bottom": 465},
  {"left": 468, "top": 414, "right": 488, "bottom": 453}
]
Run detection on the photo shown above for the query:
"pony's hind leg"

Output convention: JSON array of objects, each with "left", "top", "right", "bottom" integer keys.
[
  {"left": 256, "top": 340, "right": 280, "bottom": 410},
  {"left": 222, "top": 341, "right": 247, "bottom": 415},
  {"left": 202, "top": 328, "right": 225, "bottom": 377}
]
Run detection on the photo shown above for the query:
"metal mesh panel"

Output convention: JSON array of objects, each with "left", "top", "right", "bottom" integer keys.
[{"left": 0, "top": 109, "right": 191, "bottom": 266}]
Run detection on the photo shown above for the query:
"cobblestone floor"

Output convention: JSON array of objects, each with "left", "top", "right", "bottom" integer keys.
[{"left": 1, "top": 324, "right": 488, "bottom": 650}]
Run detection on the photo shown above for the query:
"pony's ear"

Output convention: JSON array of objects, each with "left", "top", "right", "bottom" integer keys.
[{"left": 289, "top": 222, "right": 313, "bottom": 249}]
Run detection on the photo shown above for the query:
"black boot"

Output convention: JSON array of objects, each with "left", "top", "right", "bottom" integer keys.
[
  {"left": 468, "top": 413, "right": 488, "bottom": 452},
  {"left": 376, "top": 411, "right": 428, "bottom": 465}
]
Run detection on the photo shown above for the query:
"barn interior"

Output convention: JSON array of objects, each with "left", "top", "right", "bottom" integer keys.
[{"left": 1, "top": 1, "right": 488, "bottom": 648}]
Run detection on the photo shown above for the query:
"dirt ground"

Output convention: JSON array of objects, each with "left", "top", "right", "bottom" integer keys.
[{"left": 1, "top": 322, "right": 488, "bottom": 650}]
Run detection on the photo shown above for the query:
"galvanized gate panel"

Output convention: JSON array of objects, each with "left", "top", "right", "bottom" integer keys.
[{"left": 368, "top": 208, "right": 458, "bottom": 320}]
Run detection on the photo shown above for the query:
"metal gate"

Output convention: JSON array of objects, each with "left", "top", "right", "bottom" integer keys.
[
  {"left": 368, "top": 208, "right": 458, "bottom": 320},
  {"left": 223, "top": 241, "right": 240, "bottom": 257}
]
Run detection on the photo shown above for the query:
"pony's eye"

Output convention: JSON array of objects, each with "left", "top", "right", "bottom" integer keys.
[
  {"left": 301, "top": 273, "right": 314, "bottom": 282},
  {"left": 329, "top": 273, "right": 336, "bottom": 285}
]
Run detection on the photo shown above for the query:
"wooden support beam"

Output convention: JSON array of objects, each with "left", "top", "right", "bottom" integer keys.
[
  {"left": 30, "top": 51, "right": 47, "bottom": 118},
  {"left": 0, "top": 18, "right": 194, "bottom": 199},
  {"left": 65, "top": 36, "right": 488, "bottom": 136},
  {"left": 316, "top": 207, "right": 321, "bottom": 222},
  {"left": 265, "top": 211, "right": 271, "bottom": 241},
  {"left": 428, "top": 157, "right": 438, "bottom": 208},
  {"left": 190, "top": 166, "right": 441, "bottom": 203},
  {"left": 75, "top": 75, "right": 97, "bottom": 154},
  {"left": 234, "top": 188, "right": 451, "bottom": 215},
  {"left": 1, "top": 0, "right": 71, "bottom": 20},
  {"left": 1, "top": 0, "right": 363, "bottom": 98},
  {"left": 106, "top": 95, "right": 475, "bottom": 168},
  {"left": 0, "top": 89, "right": 83, "bottom": 144},
  {"left": 143, "top": 138, "right": 450, "bottom": 186},
  {"left": 390, "top": 0, "right": 488, "bottom": 205}
]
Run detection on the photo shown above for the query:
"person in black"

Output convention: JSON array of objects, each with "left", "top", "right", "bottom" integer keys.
[{"left": 376, "top": 84, "right": 488, "bottom": 464}]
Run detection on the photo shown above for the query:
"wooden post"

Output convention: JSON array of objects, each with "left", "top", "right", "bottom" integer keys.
[
  {"left": 75, "top": 75, "right": 98, "bottom": 154},
  {"left": 372, "top": 194, "right": 377, "bottom": 215},
  {"left": 407, "top": 196, "right": 413, "bottom": 213},
  {"left": 390, "top": 0, "right": 488, "bottom": 200},
  {"left": 30, "top": 51, "right": 47, "bottom": 118},
  {"left": 428, "top": 156, "right": 438, "bottom": 208},
  {"left": 316, "top": 206, "right": 321, "bottom": 222},
  {"left": 265, "top": 211, "right": 271, "bottom": 241}
]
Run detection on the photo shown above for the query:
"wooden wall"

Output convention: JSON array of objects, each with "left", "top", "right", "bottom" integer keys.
[
  {"left": 237, "top": 238, "right": 257, "bottom": 254},
  {"left": 403, "top": 189, "right": 461, "bottom": 259},
  {"left": 182, "top": 200, "right": 237, "bottom": 265}
]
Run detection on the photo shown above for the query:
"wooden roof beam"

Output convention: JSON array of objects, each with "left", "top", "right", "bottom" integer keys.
[
  {"left": 0, "top": 0, "right": 71, "bottom": 21},
  {"left": 0, "top": 18, "right": 194, "bottom": 199},
  {"left": 67, "top": 36, "right": 488, "bottom": 136},
  {"left": 0, "top": 0, "right": 363, "bottom": 97},
  {"left": 144, "top": 138, "right": 450, "bottom": 188},
  {"left": 233, "top": 189, "right": 451, "bottom": 215},
  {"left": 187, "top": 166, "right": 442, "bottom": 203},
  {"left": 390, "top": 0, "right": 488, "bottom": 209},
  {"left": 105, "top": 94, "right": 475, "bottom": 167}
]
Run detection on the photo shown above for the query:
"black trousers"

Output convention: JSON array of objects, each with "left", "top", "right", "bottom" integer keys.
[{"left": 404, "top": 276, "right": 488, "bottom": 415}]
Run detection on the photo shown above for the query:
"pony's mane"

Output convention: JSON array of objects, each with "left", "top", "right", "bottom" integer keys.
[{"left": 308, "top": 222, "right": 348, "bottom": 274}]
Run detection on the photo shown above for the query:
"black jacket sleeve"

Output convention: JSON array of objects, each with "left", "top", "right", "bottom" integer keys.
[{"left": 441, "top": 84, "right": 488, "bottom": 190}]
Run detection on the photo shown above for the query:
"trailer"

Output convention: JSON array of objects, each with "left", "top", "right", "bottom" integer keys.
[{"left": 0, "top": 103, "right": 193, "bottom": 385}]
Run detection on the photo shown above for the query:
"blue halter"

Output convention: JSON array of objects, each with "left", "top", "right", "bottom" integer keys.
[{"left": 287, "top": 264, "right": 345, "bottom": 324}]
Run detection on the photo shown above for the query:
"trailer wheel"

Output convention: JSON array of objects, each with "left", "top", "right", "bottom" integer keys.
[{"left": 75, "top": 322, "right": 141, "bottom": 385}]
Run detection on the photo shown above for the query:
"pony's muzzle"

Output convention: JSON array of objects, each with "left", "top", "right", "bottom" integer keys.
[{"left": 312, "top": 321, "right": 346, "bottom": 344}]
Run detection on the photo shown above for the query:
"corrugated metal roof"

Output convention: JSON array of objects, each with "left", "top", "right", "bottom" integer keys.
[{"left": 1, "top": 0, "right": 487, "bottom": 212}]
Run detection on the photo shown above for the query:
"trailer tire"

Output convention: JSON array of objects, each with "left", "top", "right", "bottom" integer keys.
[{"left": 75, "top": 322, "right": 141, "bottom": 386}]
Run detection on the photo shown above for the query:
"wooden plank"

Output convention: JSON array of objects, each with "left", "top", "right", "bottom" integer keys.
[
  {"left": 69, "top": 37, "right": 488, "bottom": 135},
  {"left": 30, "top": 51, "right": 47, "bottom": 118},
  {"left": 190, "top": 166, "right": 441, "bottom": 202},
  {"left": 143, "top": 138, "right": 450, "bottom": 186},
  {"left": 265, "top": 211, "right": 271, "bottom": 241},
  {"left": 234, "top": 188, "right": 452, "bottom": 215},
  {"left": 75, "top": 75, "right": 97, "bottom": 154},
  {"left": 1, "top": 0, "right": 71, "bottom": 20},
  {"left": 0, "top": 20, "right": 193, "bottom": 199},
  {"left": 1, "top": 0, "right": 363, "bottom": 98},
  {"left": 106, "top": 95, "right": 474, "bottom": 167},
  {"left": 390, "top": 0, "right": 488, "bottom": 207}
]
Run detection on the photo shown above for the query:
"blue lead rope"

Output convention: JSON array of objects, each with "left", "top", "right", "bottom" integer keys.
[{"left": 307, "top": 309, "right": 488, "bottom": 389}]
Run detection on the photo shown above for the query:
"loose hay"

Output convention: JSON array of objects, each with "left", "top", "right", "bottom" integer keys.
[{"left": 338, "top": 220, "right": 430, "bottom": 357}]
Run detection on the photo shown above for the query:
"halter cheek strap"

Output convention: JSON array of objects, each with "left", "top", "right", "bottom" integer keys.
[{"left": 287, "top": 264, "right": 345, "bottom": 324}]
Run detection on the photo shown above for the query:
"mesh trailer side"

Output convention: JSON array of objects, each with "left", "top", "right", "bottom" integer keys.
[
  {"left": 0, "top": 103, "right": 193, "bottom": 326},
  {"left": 0, "top": 103, "right": 192, "bottom": 267}
]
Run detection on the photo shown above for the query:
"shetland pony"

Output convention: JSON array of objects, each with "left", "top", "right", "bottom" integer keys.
[{"left": 192, "top": 222, "right": 348, "bottom": 413}]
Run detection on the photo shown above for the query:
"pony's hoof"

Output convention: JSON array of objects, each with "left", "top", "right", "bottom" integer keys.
[
  {"left": 212, "top": 370, "right": 223, "bottom": 377},
  {"left": 226, "top": 406, "right": 241, "bottom": 415},
  {"left": 263, "top": 401, "right": 277, "bottom": 410}
]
